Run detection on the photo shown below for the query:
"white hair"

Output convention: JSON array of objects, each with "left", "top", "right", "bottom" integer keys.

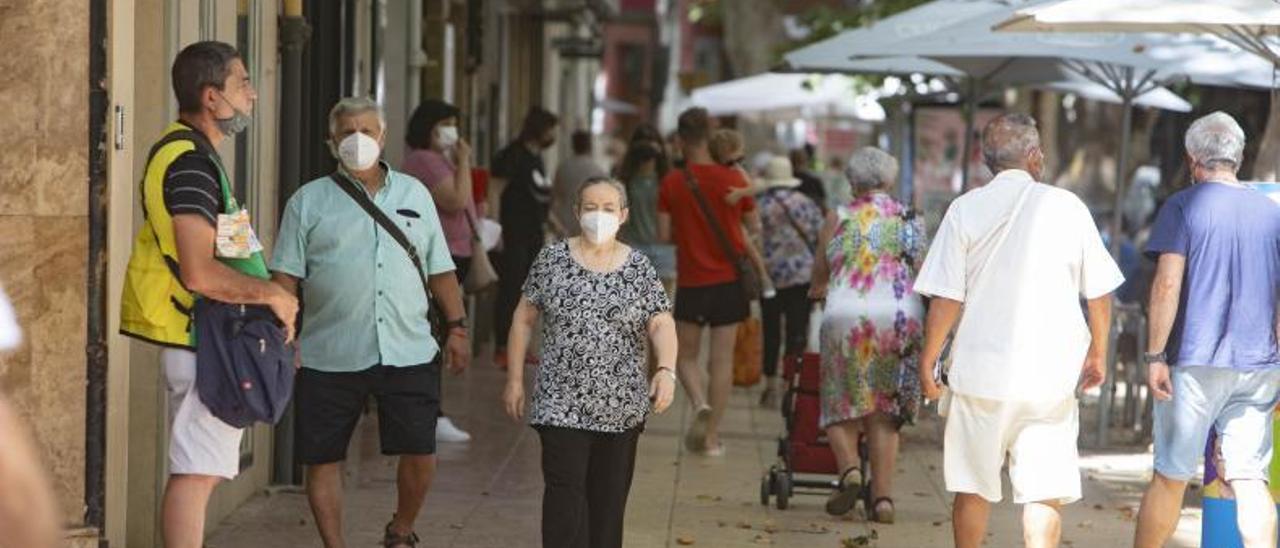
[
  {"left": 845, "top": 147, "right": 899, "bottom": 193},
  {"left": 328, "top": 96, "right": 386, "bottom": 136},
  {"left": 1185, "top": 111, "right": 1245, "bottom": 171},
  {"left": 982, "top": 113, "right": 1040, "bottom": 173}
]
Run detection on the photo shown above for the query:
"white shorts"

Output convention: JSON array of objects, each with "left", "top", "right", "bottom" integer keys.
[
  {"left": 163, "top": 348, "right": 243, "bottom": 479},
  {"left": 944, "top": 393, "right": 1081, "bottom": 504}
]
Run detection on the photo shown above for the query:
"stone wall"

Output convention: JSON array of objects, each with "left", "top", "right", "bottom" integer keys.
[{"left": 0, "top": 0, "right": 90, "bottom": 523}]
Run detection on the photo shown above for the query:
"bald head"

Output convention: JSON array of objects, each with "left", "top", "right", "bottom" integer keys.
[{"left": 981, "top": 113, "right": 1043, "bottom": 179}]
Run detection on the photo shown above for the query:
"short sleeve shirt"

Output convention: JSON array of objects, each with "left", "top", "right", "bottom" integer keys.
[
  {"left": 493, "top": 143, "right": 550, "bottom": 238},
  {"left": 164, "top": 152, "right": 225, "bottom": 226},
  {"left": 1145, "top": 182, "right": 1280, "bottom": 370},
  {"left": 758, "top": 187, "right": 824, "bottom": 288},
  {"left": 402, "top": 148, "right": 475, "bottom": 257},
  {"left": 657, "top": 164, "right": 756, "bottom": 287},
  {"left": 522, "top": 241, "right": 672, "bottom": 432},
  {"left": 913, "top": 170, "right": 1125, "bottom": 402},
  {"left": 270, "top": 164, "right": 456, "bottom": 373}
]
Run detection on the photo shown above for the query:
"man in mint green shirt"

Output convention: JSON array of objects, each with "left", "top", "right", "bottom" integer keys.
[{"left": 271, "top": 97, "right": 470, "bottom": 548}]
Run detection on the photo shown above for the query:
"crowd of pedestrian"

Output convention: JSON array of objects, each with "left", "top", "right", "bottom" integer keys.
[{"left": 2, "top": 38, "right": 1260, "bottom": 548}]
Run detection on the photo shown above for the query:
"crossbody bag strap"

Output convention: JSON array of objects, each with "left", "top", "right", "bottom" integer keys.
[
  {"left": 682, "top": 167, "right": 743, "bottom": 265},
  {"left": 776, "top": 189, "right": 815, "bottom": 253},
  {"left": 970, "top": 181, "right": 1036, "bottom": 293},
  {"left": 939, "top": 181, "right": 1036, "bottom": 382},
  {"left": 329, "top": 174, "right": 433, "bottom": 302}
]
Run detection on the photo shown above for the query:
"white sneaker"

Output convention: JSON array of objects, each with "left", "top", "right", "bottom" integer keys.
[{"left": 436, "top": 417, "right": 472, "bottom": 443}]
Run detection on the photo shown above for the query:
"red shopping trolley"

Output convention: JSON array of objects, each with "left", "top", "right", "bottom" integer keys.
[{"left": 760, "top": 352, "right": 871, "bottom": 511}]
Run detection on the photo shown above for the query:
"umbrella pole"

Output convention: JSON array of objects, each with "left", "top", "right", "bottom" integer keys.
[
  {"left": 1097, "top": 92, "right": 1134, "bottom": 449},
  {"left": 1109, "top": 95, "right": 1133, "bottom": 259},
  {"left": 960, "top": 79, "right": 977, "bottom": 192}
]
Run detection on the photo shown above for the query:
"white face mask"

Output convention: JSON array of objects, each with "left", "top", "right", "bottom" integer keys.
[
  {"left": 336, "top": 132, "right": 382, "bottom": 171},
  {"left": 579, "top": 211, "right": 621, "bottom": 244},
  {"left": 437, "top": 126, "right": 459, "bottom": 148}
]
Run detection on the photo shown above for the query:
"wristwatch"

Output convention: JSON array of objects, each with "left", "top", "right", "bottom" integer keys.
[
  {"left": 444, "top": 317, "right": 468, "bottom": 331},
  {"left": 1142, "top": 351, "right": 1167, "bottom": 365}
]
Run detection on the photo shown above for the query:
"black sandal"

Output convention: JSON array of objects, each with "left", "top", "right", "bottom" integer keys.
[
  {"left": 871, "top": 497, "right": 895, "bottom": 524},
  {"left": 825, "top": 467, "right": 863, "bottom": 516},
  {"left": 384, "top": 520, "right": 420, "bottom": 548}
]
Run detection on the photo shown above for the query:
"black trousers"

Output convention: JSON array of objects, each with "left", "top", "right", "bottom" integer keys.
[
  {"left": 537, "top": 425, "right": 642, "bottom": 548},
  {"left": 494, "top": 235, "right": 543, "bottom": 347},
  {"left": 761, "top": 284, "right": 811, "bottom": 378}
]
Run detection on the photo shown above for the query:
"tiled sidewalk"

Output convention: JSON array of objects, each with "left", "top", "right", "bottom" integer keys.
[{"left": 207, "top": 357, "right": 1200, "bottom": 547}]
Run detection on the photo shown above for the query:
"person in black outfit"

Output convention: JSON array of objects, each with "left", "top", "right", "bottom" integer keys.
[
  {"left": 491, "top": 106, "right": 559, "bottom": 368},
  {"left": 791, "top": 145, "right": 828, "bottom": 209}
]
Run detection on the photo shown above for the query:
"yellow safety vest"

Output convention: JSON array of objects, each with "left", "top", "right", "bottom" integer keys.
[{"left": 119, "top": 122, "right": 267, "bottom": 347}]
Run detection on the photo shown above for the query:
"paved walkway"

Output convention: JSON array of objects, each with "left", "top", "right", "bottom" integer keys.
[{"left": 208, "top": 356, "right": 1201, "bottom": 547}]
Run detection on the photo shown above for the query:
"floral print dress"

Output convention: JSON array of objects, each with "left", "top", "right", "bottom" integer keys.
[{"left": 820, "top": 193, "right": 926, "bottom": 428}]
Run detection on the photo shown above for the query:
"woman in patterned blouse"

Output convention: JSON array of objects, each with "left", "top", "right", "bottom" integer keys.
[
  {"left": 809, "top": 147, "right": 926, "bottom": 524},
  {"left": 502, "top": 177, "right": 678, "bottom": 548}
]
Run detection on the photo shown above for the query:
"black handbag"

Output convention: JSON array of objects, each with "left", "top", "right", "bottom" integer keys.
[{"left": 682, "top": 167, "right": 762, "bottom": 299}]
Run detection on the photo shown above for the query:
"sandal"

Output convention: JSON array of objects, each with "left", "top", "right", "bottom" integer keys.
[
  {"left": 871, "top": 497, "right": 895, "bottom": 524},
  {"left": 384, "top": 519, "right": 420, "bottom": 548},
  {"left": 825, "top": 467, "right": 863, "bottom": 516}
]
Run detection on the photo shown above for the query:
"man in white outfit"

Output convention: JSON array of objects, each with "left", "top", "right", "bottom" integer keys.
[{"left": 914, "top": 113, "right": 1124, "bottom": 548}]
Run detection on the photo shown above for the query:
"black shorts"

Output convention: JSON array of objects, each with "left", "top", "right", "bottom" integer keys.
[
  {"left": 674, "top": 282, "right": 750, "bottom": 327},
  {"left": 295, "top": 361, "right": 442, "bottom": 465}
]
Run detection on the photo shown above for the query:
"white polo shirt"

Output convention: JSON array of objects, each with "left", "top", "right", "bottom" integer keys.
[{"left": 914, "top": 170, "right": 1123, "bottom": 402}]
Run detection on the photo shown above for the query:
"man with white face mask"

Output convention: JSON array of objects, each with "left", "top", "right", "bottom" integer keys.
[{"left": 271, "top": 97, "right": 471, "bottom": 548}]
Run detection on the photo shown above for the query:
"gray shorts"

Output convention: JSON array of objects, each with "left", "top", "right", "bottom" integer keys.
[{"left": 1153, "top": 366, "right": 1280, "bottom": 482}]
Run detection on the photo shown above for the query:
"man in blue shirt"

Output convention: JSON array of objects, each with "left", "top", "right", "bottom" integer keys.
[
  {"left": 1135, "top": 112, "right": 1280, "bottom": 548},
  {"left": 271, "top": 97, "right": 470, "bottom": 548}
]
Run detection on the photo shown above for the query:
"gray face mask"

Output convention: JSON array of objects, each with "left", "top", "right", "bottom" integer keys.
[{"left": 215, "top": 92, "right": 252, "bottom": 136}]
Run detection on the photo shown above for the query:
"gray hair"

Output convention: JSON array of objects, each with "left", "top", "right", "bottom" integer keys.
[
  {"left": 328, "top": 96, "right": 386, "bottom": 136},
  {"left": 844, "top": 147, "right": 899, "bottom": 193},
  {"left": 576, "top": 176, "right": 629, "bottom": 209},
  {"left": 1185, "top": 111, "right": 1245, "bottom": 171},
  {"left": 981, "top": 113, "right": 1041, "bottom": 173}
]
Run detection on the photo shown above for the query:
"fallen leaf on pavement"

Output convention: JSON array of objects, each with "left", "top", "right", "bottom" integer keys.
[{"left": 676, "top": 536, "right": 695, "bottom": 545}]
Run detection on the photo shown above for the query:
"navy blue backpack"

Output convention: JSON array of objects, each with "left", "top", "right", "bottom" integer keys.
[{"left": 195, "top": 300, "right": 295, "bottom": 428}]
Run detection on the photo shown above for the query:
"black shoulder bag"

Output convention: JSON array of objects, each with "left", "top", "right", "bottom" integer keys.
[
  {"left": 682, "top": 167, "right": 762, "bottom": 299},
  {"left": 329, "top": 174, "right": 439, "bottom": 331}
]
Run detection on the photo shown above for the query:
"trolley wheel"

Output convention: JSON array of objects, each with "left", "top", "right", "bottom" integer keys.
[
  {"left": 760, "top": 470, "right": 773, "bottom": 506},
  {"left": 775, "top": 472, "right": 792, "bottom": 510}
]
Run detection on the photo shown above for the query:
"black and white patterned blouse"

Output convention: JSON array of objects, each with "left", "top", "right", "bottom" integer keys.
[{"left": 522, "top": 240, "right": 672, "bottom": 433}]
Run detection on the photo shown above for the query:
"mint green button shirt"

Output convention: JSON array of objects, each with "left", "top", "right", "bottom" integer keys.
[{"left": 270, "top": 165, "right": 455, "bottom": 372}]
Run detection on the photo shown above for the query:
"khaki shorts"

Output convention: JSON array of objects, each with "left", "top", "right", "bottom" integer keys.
[
  {"left": 163, "top": 348, "right": 243, "bottom": 479},
  {"left": 944, "top": 393, "right": 1081, "bottom": 504}
]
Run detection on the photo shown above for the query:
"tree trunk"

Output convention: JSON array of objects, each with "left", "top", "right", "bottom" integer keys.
[
  {"left": 719, "top": 0, "right": 784, "bottom": 77},
  {"left": 1253, "top": 92, "right": 1280, "bottom": 182}
]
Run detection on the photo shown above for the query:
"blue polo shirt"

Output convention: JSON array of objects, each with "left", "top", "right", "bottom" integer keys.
[
  {"left": 270, "top": 164, "right": 455, "bottom": 372},
  {"left": 1146, "top": 182, "right": 1280, "bottom": 370}
]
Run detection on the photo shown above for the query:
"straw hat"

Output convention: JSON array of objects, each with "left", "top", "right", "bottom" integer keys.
[{"left": 761, "top": 155, "right": 801, "bottom": 189}]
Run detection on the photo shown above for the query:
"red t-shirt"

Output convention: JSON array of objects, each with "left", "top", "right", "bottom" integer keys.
[{"left": 658, "top": 164, "right": 756, "bottom": 288}]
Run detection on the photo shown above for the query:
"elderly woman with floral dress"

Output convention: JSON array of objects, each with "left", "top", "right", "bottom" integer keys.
[
  {"left": 809, "top": 147, "right": 925, "bottom": 524},
  {"left": 503, "top": 177, "right": 678, "bottom": 548}
]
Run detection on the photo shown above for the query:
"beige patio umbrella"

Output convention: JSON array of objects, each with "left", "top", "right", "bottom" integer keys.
[{"left": 997, "top": 0, "right": 1280, "bottom": 179}]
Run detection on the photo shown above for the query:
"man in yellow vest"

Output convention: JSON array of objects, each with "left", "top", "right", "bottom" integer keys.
[{"left": 119, "top": 41, "right": 298, "bottom": 548}]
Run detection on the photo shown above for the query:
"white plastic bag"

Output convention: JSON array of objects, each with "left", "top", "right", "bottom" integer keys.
[{"left": 806, "top": 304, "right": 823, "bottom": 354}]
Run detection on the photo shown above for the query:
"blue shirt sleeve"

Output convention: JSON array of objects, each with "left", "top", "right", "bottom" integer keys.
[
  {"left": 1145, "top": 197, "right": 1188, "bottom": 259},
  {"left": 269, "top": 194, "right": 308, "bottom": 279}
]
